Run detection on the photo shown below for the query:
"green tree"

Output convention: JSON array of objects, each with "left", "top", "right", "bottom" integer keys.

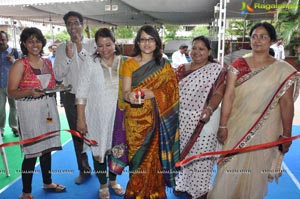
[
  {"left": 275, "top": 0, "right": 300, "bottom": 45},
  {"left": 44, "top": 30, "right": 70, "bottom": 42},
  {"left": 164, "top": 25, "right": 183, "bottom": 40},
  {"left": 225, "top": 19, "right": 255, "bottom": 40},
  {"left": 191, "top": 25, "right": 209, "bottom": 37},
  {"left": 114, "top": 26, "right": 135, "bottom": 39}
]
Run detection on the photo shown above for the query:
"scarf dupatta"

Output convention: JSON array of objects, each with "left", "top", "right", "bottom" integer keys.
[
  {"left": 218, "top": 60, "right": 300, "bottom": 166},
  {"left": 129, "top": 58, "right": 180, "bottom": 187},
  {"left": 108, "top": 56, "right": 129, "bottom": 175}
]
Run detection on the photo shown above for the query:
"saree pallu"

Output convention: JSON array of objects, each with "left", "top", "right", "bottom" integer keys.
[
  {"left": 124, "top": 58, "right": 179, "bottom": 199},
  {"left": 175, "top": 63, "right": 225, "bottom": 198},
  {"left": 208, "top": 60, "right": 300, "bottom": 199}
]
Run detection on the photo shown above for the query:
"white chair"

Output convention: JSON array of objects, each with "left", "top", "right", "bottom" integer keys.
[{"left": 0, "top": 134, "right": 10, "bottom": 177}]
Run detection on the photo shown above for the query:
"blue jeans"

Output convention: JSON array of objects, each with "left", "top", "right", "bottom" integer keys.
[{"left": 0, "top": 88, "right": 18, "bottom": 132}]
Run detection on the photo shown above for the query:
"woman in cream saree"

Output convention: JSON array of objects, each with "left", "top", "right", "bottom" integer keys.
[{"left": 209, "top": 22, "right": 300, "bottom": 199}]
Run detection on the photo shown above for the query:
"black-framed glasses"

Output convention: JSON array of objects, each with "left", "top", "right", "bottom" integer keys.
[{"left": 139, "top": 37, "right": 155, "bottom": 43}]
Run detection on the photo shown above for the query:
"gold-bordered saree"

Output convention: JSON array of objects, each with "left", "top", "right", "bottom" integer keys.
[
  {"left": 123, "top": 58, "right": 180, "bottom": 199},
  {"left": 209, "top": 58, "right": 300, "bottom": 199}
]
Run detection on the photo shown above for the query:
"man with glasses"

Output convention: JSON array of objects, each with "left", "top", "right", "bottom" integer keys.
[
  {"left": 54, "top": 11, "right": 96, "bottom": 184},
  {"left": 0, "top": 30, "right": 19, "bottom": 137}
]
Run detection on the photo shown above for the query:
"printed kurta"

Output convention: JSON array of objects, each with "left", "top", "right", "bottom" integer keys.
[
  {"left": 76, "top": 55, "right": 126, "bottom": 163},
  {"left": 17, "top": 58, "right": 61, "bottom": 158}
]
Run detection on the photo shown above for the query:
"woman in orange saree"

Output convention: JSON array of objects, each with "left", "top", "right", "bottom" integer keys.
[
  {"left": 208, "top": 22, "right": 300, "bottom": 199},
  {"left": 122, "top": 25, "right": 179, "bottom": 199}
]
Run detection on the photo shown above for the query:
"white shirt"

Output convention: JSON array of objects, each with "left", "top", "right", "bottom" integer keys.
[
  {"left": 271, "top": 44, "right": 285, "bottom": 60},
  {"left": 54, "top": 37, "right": 96, "bottom": 94},
  {"left": 171, "top": 50, "right": 188, "bottom": 69}
]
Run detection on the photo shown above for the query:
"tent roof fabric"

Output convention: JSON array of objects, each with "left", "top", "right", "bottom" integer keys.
[{"left": 0, "top": 0, "right": 284, "bottom": 26}]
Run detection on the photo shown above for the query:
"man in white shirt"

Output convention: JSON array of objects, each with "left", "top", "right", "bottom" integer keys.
[
  {"left": 171, "top": 44, "right": 188, "bottom": 69},
  {"left": 54, "top": 11, "right": 96, "bottom": 184},
  {"left": 271, "top": 38, "right": 285, "bottom": 60}
]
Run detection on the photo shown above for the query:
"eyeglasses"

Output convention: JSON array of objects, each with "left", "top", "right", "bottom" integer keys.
[
  {"left": 26, "top": 40, "right": 42, "bottom": 45},
  {"left": 66, "top": 21, "right": 82, "bottom": 27},
  {"left": 251, "top": 34, "right": 270, "bottom": 41},
  {"left": 139, "top": 37, "right": 155, "bottom": 44}
]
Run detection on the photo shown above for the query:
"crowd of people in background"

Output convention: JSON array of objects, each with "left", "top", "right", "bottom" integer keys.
[{"left": 0, "top": 10, "right": 299, "bottom": 199}]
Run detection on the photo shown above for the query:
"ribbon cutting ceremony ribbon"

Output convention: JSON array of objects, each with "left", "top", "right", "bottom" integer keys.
[
  {"left": 175, "top": 134, "right": 300, "bottom": 167},
  {"left": 0, "top": 129, "right": 97, "bottom": 148}
]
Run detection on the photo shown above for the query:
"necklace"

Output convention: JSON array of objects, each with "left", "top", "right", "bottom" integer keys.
[{"left": 190, "top": 60, "right": 209, "bottom": 70}]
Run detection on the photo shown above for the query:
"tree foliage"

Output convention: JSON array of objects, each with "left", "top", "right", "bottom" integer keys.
[
  {"left": 191, "top": 25, "right": 209, "bottom": 37},
  {"left": 275, "top": 0, "right": 300, "bottom": 45},
  {"left": 44, "top": 30, "right": 70, "bottom": 42}
]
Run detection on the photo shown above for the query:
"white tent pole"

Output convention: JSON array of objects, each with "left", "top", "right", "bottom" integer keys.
[
  {"left": 217, "top": 0, "right": 227, "bottom": 67},
  {"left": 10, "top": 19, "right": 17, "bottom": 48}
]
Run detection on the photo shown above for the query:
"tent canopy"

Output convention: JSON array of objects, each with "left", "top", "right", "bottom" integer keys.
[{"left": 0, "top": 0, "right": 284, "bottom": 26}]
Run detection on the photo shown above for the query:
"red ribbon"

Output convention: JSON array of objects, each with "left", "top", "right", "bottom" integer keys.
[
  {"left": 175, "top": 134, "right": 300, "bottom": 167},
  {"left": 135, "top": 89, "right": 145, "bottom": 99},
  {"left": 0, "top": 129, "right": 97, "bottom": 148}
]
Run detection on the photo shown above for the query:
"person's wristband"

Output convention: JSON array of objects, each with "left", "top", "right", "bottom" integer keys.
[{"left": 219, "top": 126, "right": 227, "bottom": 129}]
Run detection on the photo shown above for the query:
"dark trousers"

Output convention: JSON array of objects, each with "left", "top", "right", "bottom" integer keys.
[
  {"left": 60, "top": 92, "right": 65, "bottom": 105},
  {"left": 93, "top": 155, "right": 116, "bottom": 185},
  {"left": 63, "top": 92, "right": 91, "bottom": 173},
  {"left": 22, "top": 153, "right": 52, "bottom": 193}
]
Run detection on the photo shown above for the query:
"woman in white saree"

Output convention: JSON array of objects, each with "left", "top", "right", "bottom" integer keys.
[{"left": 174, "top": 36, "right": 226, "bottom": 199}]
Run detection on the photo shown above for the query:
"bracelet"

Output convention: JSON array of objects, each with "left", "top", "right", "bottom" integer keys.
[
  {"left": 75, "top": 98, "right": 87, "bottom": 105},
  {"left": 206, "top": 105, "right": 213, "bottom": 115},
  {"left": 219, "top": 126, "right": 227, "bottom": 129}
]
